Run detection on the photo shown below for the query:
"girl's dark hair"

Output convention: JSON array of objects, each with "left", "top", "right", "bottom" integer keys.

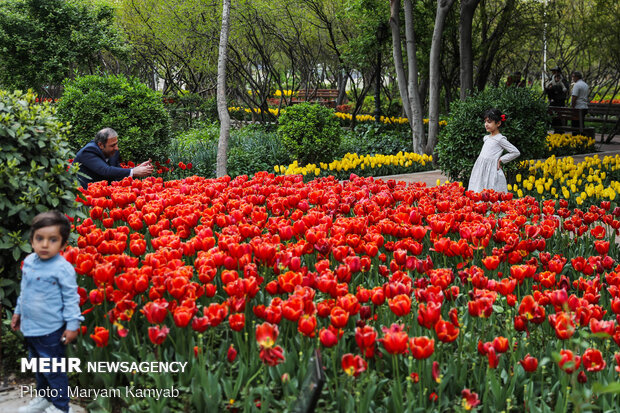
[
  {"left": 483, "top": 108, "right": 503, "bottom": 124},
  {"left": 30, "top": 210, "right": 71, "bottom": 244}
]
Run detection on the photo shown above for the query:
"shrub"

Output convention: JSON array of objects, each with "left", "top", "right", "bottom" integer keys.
[
  {"left": 277, "top": 103, "right": 341, "bottom": 165},
  {"left": 435, "top": 87, "right": 548, "bottom": 183},
  {"left": 0, "top": 89, "right": 80, "bottom": 306},
  {"left": 339, "top": 123, "right": 411, "bottom": 157},
  {"left": 168, "top": 124, "right": 291, "bottom": 178},
  {"left": 56, "top": 74, "right": 171, "bottom": 162}
]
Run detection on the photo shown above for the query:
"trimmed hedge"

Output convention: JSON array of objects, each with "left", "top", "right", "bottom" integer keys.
[
  {"left": 277, "top": 103, "right": 342, "bottom": 165},
  {"left": 56, "top": 74, "right": 171, "bottom": 162},
  {"left": 435, "top": 87, "right": 549, "bottom": 183}
]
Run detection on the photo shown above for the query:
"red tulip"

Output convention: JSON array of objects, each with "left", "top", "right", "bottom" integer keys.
[
  {"left": 408, "top": 336, "right": 435, "bottom": 359},
  {"left": 432, "top": 361, "right": 440, "bottom": 382},
  {"left": 297, "top": 315, "right": 317, "bottom": 338},
  {"left": 380, "top": 324, "right": 408, "bottom": 355},
  {"left": 434, "top": 319, "right": 459, "bottom": 343},
  {"left": 388, "top": 294, "right": 411, "bottom": 317},
  {"left": 558, "top": 349, "right": 581, "bottom": 373},
  {"left": 417, "top": 301, "right": 442, "bottom": 329},
  {"left": 548, "top": 312, "right": 575, "bottom": 340},
  {"left": 256, "top": 322, "right": 279, "bottom": 349},
  {"left": 227, "top": 344, "right": 237, "bottom": 362},
  {"left": 148, "top": 325, "right": 169, "bottom": 345},
  {"left": 319, "top": 327, "right": 340, "bottom": 347},
  {"left": 173, "top": 306, "right": 195, "bottom": 328},
  {"left": 461, "top": 389, "right": 480, "bottom": 410},
  {"left": 341, "top": 353, "right": 367, "bottom": 377},
  {"left": 520, "top": 354, "right": 538, "bottom": 372},
  {"left": 141, "top": 299, "right": 169, "bottom": 324},
  {"left": 582, "top": 348, "right": 606, "bottom": 372},
  {"left": 90, "top": 326, "right": 109, "bottom": 347},
  {"left": 229, "top": 313, "right": 246, "bottom": 331},
  {"left": 259, "top": 345, "right": 285, "bottom": 366},
  {"left": 330, "top": 306, "right": 349, "bottom": 329}
]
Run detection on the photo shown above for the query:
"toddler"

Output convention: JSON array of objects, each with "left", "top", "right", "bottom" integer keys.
[{"left": 11, "top": 211, "right": 83, "bottom": 413}]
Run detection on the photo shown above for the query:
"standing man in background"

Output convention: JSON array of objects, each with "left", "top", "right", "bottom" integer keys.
[{"left": 570, "top": 71, "right": 589, "bottom": 131}]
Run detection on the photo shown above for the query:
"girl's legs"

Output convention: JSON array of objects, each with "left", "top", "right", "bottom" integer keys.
[{"left": 25, "top": 327, "right": 70, "bottom": 412}]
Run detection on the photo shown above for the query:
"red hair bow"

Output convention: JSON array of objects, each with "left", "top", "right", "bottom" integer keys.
[{"left": 500, "top": 114, "right": 506, "bottom": 122}]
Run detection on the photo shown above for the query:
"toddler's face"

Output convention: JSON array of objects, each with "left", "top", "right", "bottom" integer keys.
[{"left": 32, "top": 225, "right": 65, "bottom": 260}]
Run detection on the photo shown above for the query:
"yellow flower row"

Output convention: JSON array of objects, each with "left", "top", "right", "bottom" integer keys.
[
  {"left": 545, "top": 133, "right": 595, "bottom": 151},
  {"left": 273, "top": 90, "right": 296, "bottom": 97},
  {"left": 274, "top": 152, "right": 433, "bottom": 176},
  {"left": 228, "top": 106, "right": 281, "bottom": 116},
  {"left": 508, "top": 154, "right": 620, "bottom": 205},
  {"left": 333, "top": 112, "right": 448, "bottom": 127},
  {"left": 228, "top": 106, "right": 449, "bottom": 127}
]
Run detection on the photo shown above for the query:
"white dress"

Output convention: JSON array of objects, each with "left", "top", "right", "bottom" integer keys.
[{"left": 467, "top": 133, "right": 520, "bottom": 192}]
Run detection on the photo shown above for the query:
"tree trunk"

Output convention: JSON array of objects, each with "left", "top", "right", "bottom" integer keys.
[
  {"left": 390, "top": 0, "right": 425, "bottom": 154},
  {"left": 459, "top": 0, "right": 480, "bottom": 100},
  {"left": 374, "top": 49, "right": 382, "bottom": 122},
  {"left": 216, "top": 0, "right": 231, "bottom": 178},
  {"left": 426, "top": 0, "right": 455, "bottom": 155}
]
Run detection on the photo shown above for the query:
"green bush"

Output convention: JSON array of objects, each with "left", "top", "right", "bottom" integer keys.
[
  {"left": 339, "top": 124, "right": 411, "bottom": 157},
  {"left": 435, "top": 87, "right": 549, "bottom": 183},
  {"left": 0, "top": 89, "right": 80, "bottom": 306},
  {"left": 56, "top": 74, "right": 171, "bottom": 162},
  {"left": 167, "top": 123, "right": 291, "bottom": 178},
  {"left": 228, "top": 125, "right": 292, "bottom": 177},
  {"left": 277, "top": 103, "right": 341, "bottom": 165}
]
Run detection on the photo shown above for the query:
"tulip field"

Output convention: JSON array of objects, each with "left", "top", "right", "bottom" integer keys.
[{"left": 64, "top": 171, "right": 620, "bottom": 412}]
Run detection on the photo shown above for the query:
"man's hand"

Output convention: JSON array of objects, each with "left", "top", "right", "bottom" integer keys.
[
  {"left": 61, "top": 329, "right": 79, "bottom": 345},
  {"left": 133, "top": 159, "right": 154, "bottom": 178},
  {"left": 11, "top": 313, "right": 20, "bottom": 331}
]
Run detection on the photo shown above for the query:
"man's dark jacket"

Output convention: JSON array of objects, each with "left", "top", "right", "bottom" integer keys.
[{"left": 73, "top": 140, "right": 130, "bottom": 188}]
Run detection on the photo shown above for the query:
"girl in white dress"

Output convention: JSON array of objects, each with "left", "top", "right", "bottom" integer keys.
[{"left": 467, "top": 108, "right": 520, "bottom": 192}]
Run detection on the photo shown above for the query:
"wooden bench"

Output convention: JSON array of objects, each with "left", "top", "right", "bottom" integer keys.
[
  {"left": 585, "top": 103, "right": 620, "bottom": 142},
  {"left": 548, "top": 107, "right": 595, "bottom": 138},
  {"left": 291, "top": 89, "right": 343, "bottom": 108}
]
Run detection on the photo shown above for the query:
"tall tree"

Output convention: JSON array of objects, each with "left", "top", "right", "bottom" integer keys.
[
  {"left": 216, "top": 0, "right": 232, "bottom": 177},
  {"left": 390, "top": 0, "right": 426, "bottom": 153},
  {"left": 426, "top": 0, "right": 455, "bottom": 155},
  {"left": 459, "top": 0, "right": 481, "bottom": 100}
]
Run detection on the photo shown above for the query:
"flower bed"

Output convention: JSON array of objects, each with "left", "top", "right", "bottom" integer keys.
[
  {"left": 66, "top": 173, "right": 620, "bottom": 411},
  {"left": 275, "top": 152, "right": 433, "bottom": 180},
  {"left": 510, "top": 154, "right": 620, "bottom": 208},
  {"left": 545, "top": 133, "right": 596, "bottom": 156}
]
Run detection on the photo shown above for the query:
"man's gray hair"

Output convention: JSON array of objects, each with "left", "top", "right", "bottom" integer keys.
[{"left": 94, "top": 128, "right": 118, "bottom": 146}]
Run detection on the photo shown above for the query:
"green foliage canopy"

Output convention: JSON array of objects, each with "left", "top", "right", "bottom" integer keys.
[{"left": 0, "top": 0, "right": 126, "bottom": 95}]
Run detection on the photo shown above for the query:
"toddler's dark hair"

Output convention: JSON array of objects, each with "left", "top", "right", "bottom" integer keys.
[
  {"left": 483, "top": 108, "right": 504, "bottom": 125},
  {"left": 30, "top": 210, "right": 71, "bottom": 245}
]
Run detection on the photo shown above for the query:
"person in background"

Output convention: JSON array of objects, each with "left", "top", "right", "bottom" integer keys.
[
  {"left": 545, "top": 73, "right": 568, "bottom": 107},
  {"left": 73, "top": 128, "right": 153, "bottom": 188},
  {"left": 11, "top": 211, "right": 84, "bottom": 413},
  {"left": 570, "top": 71, "right": 589, "bottom": 130}
]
